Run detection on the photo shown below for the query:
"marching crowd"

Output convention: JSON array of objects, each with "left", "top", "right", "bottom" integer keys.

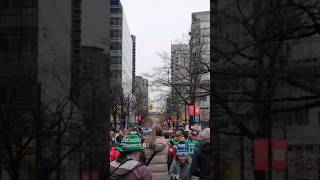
[{"left": 109, "top": 126, "right": 211, "bottom": 180}]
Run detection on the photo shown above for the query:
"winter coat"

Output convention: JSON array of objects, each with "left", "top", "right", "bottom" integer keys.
[
  {"left": 169, "top": 157, "right": 192, "bottom": 180},
  {"left": 110, "top": 159, "right": 152, "bottom": 180},
  {"left": 190, "top": 142, "right": 211, "bottom": 180},
  {"left": 144, "top": 136, "right": 170, "bottom": 180}
]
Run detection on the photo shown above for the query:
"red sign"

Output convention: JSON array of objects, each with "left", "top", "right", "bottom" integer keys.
[
  {"left": 135, "top": 115, "right": 141, "bottom": 121},
  {"left": 254, "top": 139, "right": 269, "bottom": 170},
  {"left": 188, "top": 105, "right": 200, "bottom": 116},
  {"left": 272, "top": 139, "right": 287, "bottom": 171}
]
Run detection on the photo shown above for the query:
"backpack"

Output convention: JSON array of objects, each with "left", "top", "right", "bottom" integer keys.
[{"left": 110, "top": 159, "right": 144, "bottom": 179}]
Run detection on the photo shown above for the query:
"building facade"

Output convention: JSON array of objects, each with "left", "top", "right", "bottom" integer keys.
[
  {"left": 0, "top": 1, "right": 39, "bottom": 179},
  {"left": 110, "top": 0, "right": 132, "bottom": 94},
  {"left": 212, "top": 1, "right": 320, "bottom": 179},
  {"left": 132, "top": 35, "right": 136, "bottom": 93},
  {"left": 189, "top": 11, "right": 210, "bottom": 126},
  {"left": 110, "top": 0, "right": 133, "bottom": 129},
  {"left": 79, "top": 0, "right": 110, "bottom": 178},
  {"left": 0, "top": 0, "right": 110, "bottom": 179},
  {"left": 171, "top": 44, "right": 190, "bottom": 125},
  {"left": 135, "top": 76, "right": 149, "bottom": 125}
]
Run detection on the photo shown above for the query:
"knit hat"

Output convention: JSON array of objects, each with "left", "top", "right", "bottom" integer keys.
[
  {"left": 198, "top": 128, "right": 210, "bottom": 142},
  {"left": 115, "top": 135, "right": 144, "bottom": 152},
  {"left": 177, "top": 143, "right": 189, "bottom": 157},
  {"left": 174, "top": 135, "right": 186, "bottom": 143}
]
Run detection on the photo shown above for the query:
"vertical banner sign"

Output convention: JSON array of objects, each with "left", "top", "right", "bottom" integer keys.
[
  {"left": 135, "top": 115, "right": 141, "bottom": 121},
  {"left": 188, "top": 105, "right": 195, "bottom": 116},
  {"left": 254, "top": 139, "right": 269, "bottom": 170},
  {"left": 188, "top": 105, "right": 200, "bottom": 116},
  {"left": 272, "top": 139, "right": 287, "bottom": 171},
  {"left": 195, "top": 105, "right": 200, "bottom": 116}
]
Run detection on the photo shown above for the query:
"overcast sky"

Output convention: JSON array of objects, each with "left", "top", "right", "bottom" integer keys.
[
  {"left": 121, "top": 0, "right": 209, "bottom": 107},
  {"left": 121, "top": 0, "right": 210, "bottom": 75}
]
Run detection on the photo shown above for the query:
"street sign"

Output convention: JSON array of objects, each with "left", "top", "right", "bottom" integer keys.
[
  {"left": 194, "top": 116, "right": 200, "bottom": 123},
  {"left": 272, "top": 139, "right": 287, "bottom": 171}
]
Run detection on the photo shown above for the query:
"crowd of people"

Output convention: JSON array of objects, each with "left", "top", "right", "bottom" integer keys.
[{"left": 109, "top": 126, "right": 211, "bottom": 180}]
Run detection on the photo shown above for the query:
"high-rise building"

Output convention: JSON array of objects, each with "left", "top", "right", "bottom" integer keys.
[
  {"left": 0, "top": 2, "right": 40, "bottom": 178},
  {"left": 190, "top": 11, "right": 210, "bottom": 125},
  {"left": 110, "top": 0, "right": 133, "bottom": 129},
  {"left": 110, "top": 0, "right": 132, "bottom": 96},
  {"left": 80, "top": 0, "right": 109, "bottom": 125},
  {"left": 135, "top": 76, "right": 149, "bottom": 124},
  {"left": 0, "top": 0, "right": 110, "bottom": 179},
  {"left": 132, "top": 35, "right": 136, "bottom": 93},
  {"left": 79, "top": 0, "right": 110, "bottom": 178},
  {"left": 171, "top": 44, "right": 190, "bottom": 124}
]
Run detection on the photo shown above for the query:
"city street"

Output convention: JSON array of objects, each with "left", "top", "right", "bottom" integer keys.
[{"left": 2, "top": 0, "right": 320, "bottom": 180}]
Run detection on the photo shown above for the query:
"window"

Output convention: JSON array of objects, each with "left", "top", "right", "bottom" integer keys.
[
  {"left": 199, "top": 96, "right": 207, "bottom": 101},
  {"left": 111, "top": 29, "right": 121, "bottom": 38},
  {"left": 111, "top": 42, "right": 121, "bottom": 50},
  {"left": 305, "top": 145, "right": 313, "bottom": 153},
  {"left": 294, "top": 109, "right": 309, "bottom": 125},
  {"left": 295, "top": 145, "right": 303, "bottom": 152},
  {"left": 111, "top": 70, "right": 122, "bottom": 79},
  {"left": 111, "top": 17, "right": 122, "bottom": 25},
  {"left": 285, "top": 111, "right": 293, "bottom": 125},
  {"left": 111, "top": 56, "right": 121, "bottom": 64},
  {"left": 10, "top": 0, "right": 36, "bottom": 8}
]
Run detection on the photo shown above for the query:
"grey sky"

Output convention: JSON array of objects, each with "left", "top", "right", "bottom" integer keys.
[{"left": 121, "top": 0, "right": 210, "bottom": 76}]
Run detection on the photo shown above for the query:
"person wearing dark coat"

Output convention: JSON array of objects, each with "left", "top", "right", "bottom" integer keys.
[
  {"left": 110, "top": 135, "right": 152, "bottom": 180},
  {"left": 169, "top": 143, "right": 192, "bottom": 180},
  {"left": 190, "top": 128, "right": 211, "bottom": 180}
]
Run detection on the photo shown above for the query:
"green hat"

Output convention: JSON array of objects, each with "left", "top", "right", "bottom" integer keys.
[{"left": 115, "top": 135, "right": 144, "bottom": 152}]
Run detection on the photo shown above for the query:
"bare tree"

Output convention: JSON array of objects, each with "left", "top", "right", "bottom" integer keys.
[{"left": 145, "top": 33, "right": 210, "bottom": 129}]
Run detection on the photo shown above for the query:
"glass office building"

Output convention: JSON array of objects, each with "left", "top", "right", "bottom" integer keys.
[{"left": 110, "top": 0, "right": 132, "bottom": 96}]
